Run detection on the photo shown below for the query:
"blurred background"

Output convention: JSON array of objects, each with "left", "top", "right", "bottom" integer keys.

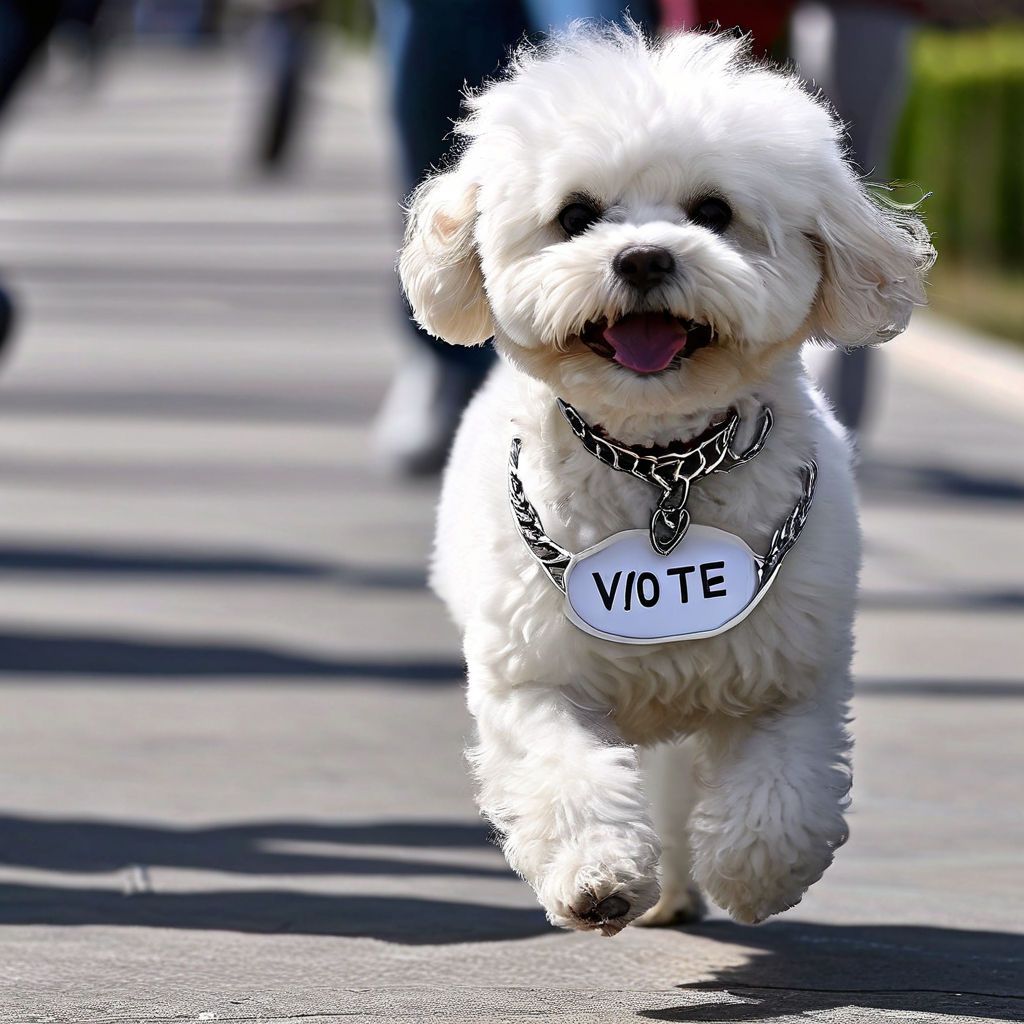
[{"left": 0, "top": 2, "right": 1021, "bottom": 1021}]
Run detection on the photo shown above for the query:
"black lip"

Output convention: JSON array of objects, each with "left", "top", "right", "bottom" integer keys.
[{"left": 579, "top": 314, "right": 714, "bottom": 367}]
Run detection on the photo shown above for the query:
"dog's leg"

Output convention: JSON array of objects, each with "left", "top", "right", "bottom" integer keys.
[
  {"left": 635, "top": 737, "right": 706, "bottom": 927},
  {"left": 689, "top": 681, "right": 852, "bottom": 924},
  {"left": 469, "top": 683, "right": 661, "bottom": 935}
]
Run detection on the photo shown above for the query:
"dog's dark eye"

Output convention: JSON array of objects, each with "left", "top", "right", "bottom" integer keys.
[
  {"left": 689, "top": 196, "right": 732, "bottom": 234},
  {"left": 558, "top": 200, "right": 602, "bottom": 238}
]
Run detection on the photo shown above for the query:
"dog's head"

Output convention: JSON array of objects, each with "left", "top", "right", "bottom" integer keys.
[{"left": 399, "top": 26, "right": 933, "bottom": 418}]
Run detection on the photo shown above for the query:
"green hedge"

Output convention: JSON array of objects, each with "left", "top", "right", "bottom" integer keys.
[
  {"left": 323, "top": 0, "right": 374, "bottom": 41},
  {"left": 890, "top": 25, "right": 1024, "bottom": 271}
]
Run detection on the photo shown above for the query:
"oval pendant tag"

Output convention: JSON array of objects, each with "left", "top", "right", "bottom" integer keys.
[{"left": 563, "top": 526, "right": 765, "bottom": 644}]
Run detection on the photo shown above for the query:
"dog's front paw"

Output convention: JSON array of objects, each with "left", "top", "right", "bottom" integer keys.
[
  {"left": 539, "top": 830, "right": 661, "bottom": 936},
  {"left": 550, "top": 873, "right": 661, "bottom": 936},
  {"left": 697, "top": 853, "right": 808, "bottom": 925},
  {"left": 690, "top": 813, "right": 843, "bottom": 924}
]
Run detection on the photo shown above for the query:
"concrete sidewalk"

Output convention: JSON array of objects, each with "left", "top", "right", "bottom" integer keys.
[{"left": 0, "top": 47, "right": 1020, "bottom": 1024}]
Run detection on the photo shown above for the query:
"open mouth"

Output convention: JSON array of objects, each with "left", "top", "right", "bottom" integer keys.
[{"left": 580, "top": 313, "right": 714, "bottom": 375}]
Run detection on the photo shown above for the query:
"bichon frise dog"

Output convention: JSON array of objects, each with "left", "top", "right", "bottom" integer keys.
[{"left": 399, "top": 25, "right": 932, "bottom": 935}]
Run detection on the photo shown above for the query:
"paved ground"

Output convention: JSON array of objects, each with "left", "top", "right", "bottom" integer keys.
[{"left": 0, "top": 45, "right": 1021, "bottom": 1024}]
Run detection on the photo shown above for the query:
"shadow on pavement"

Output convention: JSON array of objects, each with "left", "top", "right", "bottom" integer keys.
[
  {"left": 855, "top": 678, "right": 1024, "bottom": 699},
  {"left": 642, "top": 920, "right": 1024, "bottom": 1023},
  {"left": 0, "top": 885, "right": 548, "bottom": 944},
  {"left": 861, "top": 458, "right": 1024, "bottom": 505},
  {"left": 0, "top": 540, "right": 427, "bottom": 589},
  {"left": 860, "top": 588, "right": 1024, "bottom": 611},
  {"left": 0, "top": 815, "right": 499, "bottom": 877},
  {"left": 0, "top": 816, "right": 544, "bottom": 943},
  {"left": 0, "top": 630, "right": 462, "bottom": 682},
  {"left": 0, "top": 387, "right": 380, "bottom": 425},
  {"left": 0, "top": 456, "right": 392, "bottom": 493}
]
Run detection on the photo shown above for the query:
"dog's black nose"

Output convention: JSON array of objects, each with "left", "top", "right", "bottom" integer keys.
[{"left": 613, "top": 245, "right": 675, "bottom": 291}]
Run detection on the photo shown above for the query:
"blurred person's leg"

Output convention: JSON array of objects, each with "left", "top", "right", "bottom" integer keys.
[
  {"left": 0, "top": 0, "right": 62, "bottom": 111},
  {"left": 58, "top": 0, "right": 107, "bottom": 33},
  {"left": 374, "top": 0, "right": 527, "bottom": 476},
  {"left": 0, "top": 0, "right": 61, "bottom": 363},
  {"left": 0, "top": 282, "right": 14, "bottom": 359},
  {"left": 792, "top": 2, "right": 914, "bottom": 436},
  {"left": 522, "top": 0, "right": 656, "bottom": 29},
  {"left": 254, "top": 0, "right": 320, "bottom": 171},
  {"left": 375, "top": 0, "right": 656, "bottom": 477},
  {"left": 52, "top": 0, "right": 108, "bottom": 84},
  {"left": 134, "top": 0, "right": 217, "bottom": 41}
]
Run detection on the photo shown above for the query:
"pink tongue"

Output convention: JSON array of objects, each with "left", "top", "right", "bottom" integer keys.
[{"left": 603, "top": 314, "right": 688, "bottom": 374}]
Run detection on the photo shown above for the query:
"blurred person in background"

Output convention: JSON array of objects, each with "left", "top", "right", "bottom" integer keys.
[
  {"left": 246, "top": 0, "right": 322, "bottom": 171},
  {"left": 373, "top": 0, "right": 656, "bottom": 477},
  {"left": 791, "top": 1, "right": 917, "bottom": 434},
  {"left": 0, "top": 0, "right": 68, "bottom": 362},
  {"left": 133, "top": 0, "right": 223, "bottom": 40},
  {"left": 666, "top": 0, "right": 918, "bottom": 437},
  {"left": 134, "top": 0, "right": 321, "bottom": 170},
  {"left": 0, "top": 0, "right": 111, "bottom": 362},
  {"left": 51, "top": 0, "right": 110, "bottom": 77},
  {"left": 0, "top": 1, "right": 62, "bottom": 112}
]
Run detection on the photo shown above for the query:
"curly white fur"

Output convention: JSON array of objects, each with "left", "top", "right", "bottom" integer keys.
[{"left": 399, "top": 25, "right": 932, "bottom": 933}]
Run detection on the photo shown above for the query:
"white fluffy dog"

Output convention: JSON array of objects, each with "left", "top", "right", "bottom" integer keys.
[{"left": 399, "top": 25, "right": 932, "bottom": 935}]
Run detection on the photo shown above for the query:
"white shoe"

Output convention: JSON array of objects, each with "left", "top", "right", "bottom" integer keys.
[{"left": 373, "top": 351, "right": 486, "bottom": 477}]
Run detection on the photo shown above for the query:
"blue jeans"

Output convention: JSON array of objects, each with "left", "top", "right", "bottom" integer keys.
[
  {"left": 792, "top": 3, "right": 914, "bottom": 434},
  {"left": 0, "top": 1, "right": 61, "bottom": 113},
  {"left": 378, "top": 0, "right": 656, "bottom": 373}
]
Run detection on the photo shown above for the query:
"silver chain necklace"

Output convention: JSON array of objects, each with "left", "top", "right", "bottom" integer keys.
[{"left": 508, "top": 401, "right": 816, "bottom": 615}]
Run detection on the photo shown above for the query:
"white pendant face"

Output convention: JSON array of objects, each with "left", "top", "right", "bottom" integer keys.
[{"left": 563, "top": 526, "right": 764, "bottom": 644}]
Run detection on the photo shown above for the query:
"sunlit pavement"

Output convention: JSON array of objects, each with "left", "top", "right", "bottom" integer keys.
[{"left": 0, "top": 46, "right": 1020, "bottom": 1024}]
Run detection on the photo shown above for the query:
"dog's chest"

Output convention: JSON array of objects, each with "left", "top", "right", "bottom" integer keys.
[{"left": 515, "top": 444, "right": 812, "bottom": 733}]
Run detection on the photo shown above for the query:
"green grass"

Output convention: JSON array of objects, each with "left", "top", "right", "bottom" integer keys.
[
  {"left": 891, "top": 25, "right": 1024, "bottom": 270},
  {"left": 926, "top": 263, "right": 1024, "bottom": 345},
  {"left": 889, "top": 25, "right": 1024, "bottom": 345}
]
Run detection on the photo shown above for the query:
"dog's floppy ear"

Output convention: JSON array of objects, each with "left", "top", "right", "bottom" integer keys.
[
  {"left": 809, "top": 166, "right": 934, "bottom": 347},
  {"left": 398, "top": 166, "right": 494, "bottom": 345}
]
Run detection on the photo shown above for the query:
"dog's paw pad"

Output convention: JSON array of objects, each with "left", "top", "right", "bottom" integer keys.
[
  {"left": 578, "top": 893, "right": 630, "bottom": 925},
  {"left": 573, "top": 891, "right": 633, "bottom": 935}
]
